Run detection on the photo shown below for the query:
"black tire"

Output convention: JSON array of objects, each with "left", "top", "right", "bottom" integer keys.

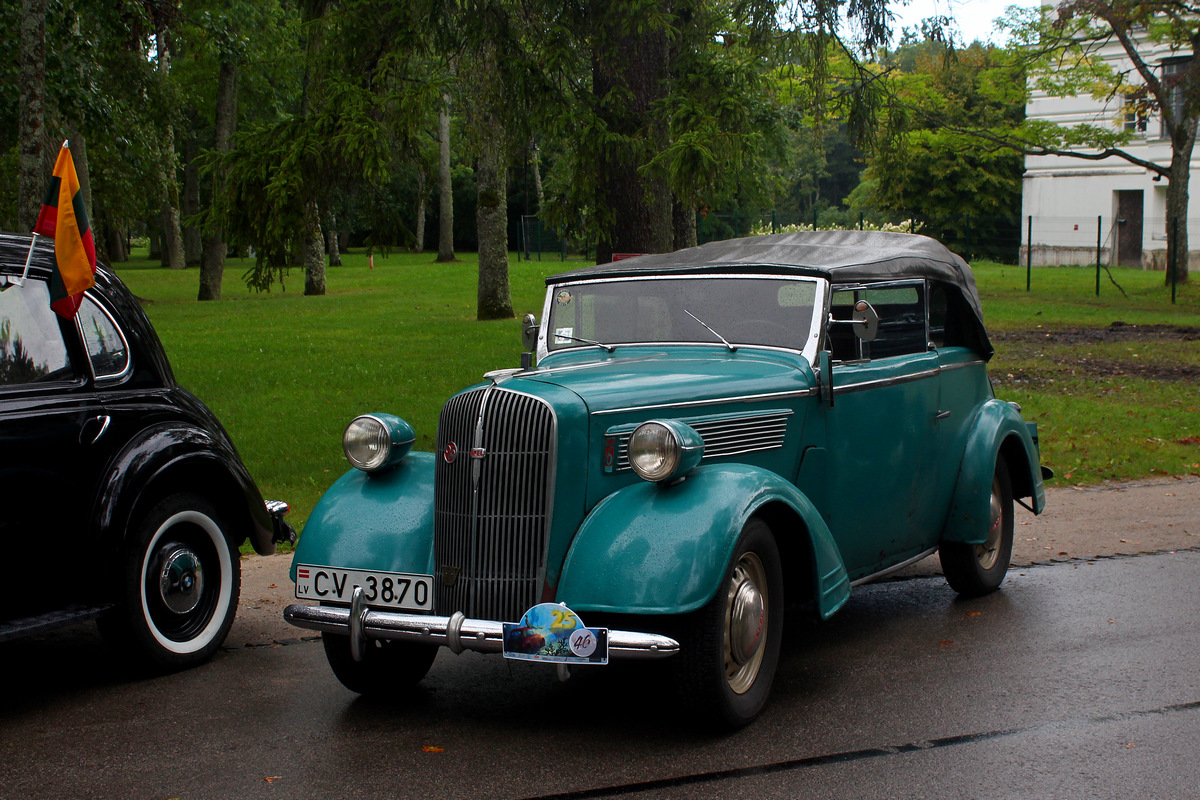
[
  {"left": 673, "top": 517, "right": 784, "bottom": 730},
  {"left": 322, "top": 633, "right": 438, "bottom": 697},
  {"left": 940, "top": 457, "right": 1015, "bottom": 596},
  {"left": 100, "top": 493, "right": 240, "bottom": 668}
]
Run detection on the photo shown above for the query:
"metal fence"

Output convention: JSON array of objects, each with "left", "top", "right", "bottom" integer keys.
[{"left": 518, "top": 209, "right": 1193, "bottom": 298}]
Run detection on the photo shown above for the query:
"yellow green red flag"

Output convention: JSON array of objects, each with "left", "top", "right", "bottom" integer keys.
[{"left": 32, "top": 141, "right": 96, "bottom": 319}]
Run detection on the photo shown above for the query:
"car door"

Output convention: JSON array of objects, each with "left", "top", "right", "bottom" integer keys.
[
  {"left": 822, "top": 281, "right": 944, "bottom": 580},
  {"left": 0, "top": 278, "right": 114, "bottom": 616}
]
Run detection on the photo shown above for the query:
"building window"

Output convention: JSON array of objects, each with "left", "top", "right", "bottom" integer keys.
[
  {"left": 1161, "top": 56, "right": 1193, "bottom": 134},
  {"left": 1124, "top": 93, "right": 1149, "bottom": 133}
]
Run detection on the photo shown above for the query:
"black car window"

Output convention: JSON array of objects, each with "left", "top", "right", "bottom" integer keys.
[
  {"left": 830, "top": 282, "right": 928, "bottom": 361},
  {"left": 78, "top": 297, "right": 130, "bottom": 380},
  {"left": 0, "top": 279, "right": 77, "bottom": 386}
]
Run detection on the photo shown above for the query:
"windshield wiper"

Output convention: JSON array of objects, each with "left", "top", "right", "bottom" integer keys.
[
  {"left": 685, "top": 310, "right": 737, "bottom": 353},
  {"left": 556, "top": 332, "right": 616, "bottom": 353}
]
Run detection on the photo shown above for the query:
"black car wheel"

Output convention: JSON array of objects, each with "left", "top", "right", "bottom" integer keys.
[
  {"left": 940, "top": 457, "right": 1014, "bottom": 596},
  {"left": 101, "top": 493, "right": 240, "bottom": 668},
  {"left": 674, "top": 517, "right": 784, "bottom": 729},
  {"left": 322, "top": 633, "right": 438, "bottom": 697}
]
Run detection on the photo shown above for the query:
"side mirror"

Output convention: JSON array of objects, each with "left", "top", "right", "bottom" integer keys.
[
  {"left": 850, "top": 300, "right": 878, "bottom": 343},
  {"left": 521, "top": 313, "right": 539, "bottom": 351}
]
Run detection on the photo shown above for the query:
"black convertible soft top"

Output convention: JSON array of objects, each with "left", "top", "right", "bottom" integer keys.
[{"left": 548, "top": 230, "right": 993, "bottom": 359}]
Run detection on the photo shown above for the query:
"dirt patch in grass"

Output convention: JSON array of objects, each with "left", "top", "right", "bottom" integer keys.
[{"left": 992, "top": 322, "right": 1200, "bottom": 385}]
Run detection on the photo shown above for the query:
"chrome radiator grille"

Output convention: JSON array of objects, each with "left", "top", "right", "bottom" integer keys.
[{"left": 433, "top": 386, "right": 556, "bottom": 623}]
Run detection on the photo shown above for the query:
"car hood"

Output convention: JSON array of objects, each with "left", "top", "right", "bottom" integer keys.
[{"left": 507, "top": 347, "right": 816, "bottom": 412}]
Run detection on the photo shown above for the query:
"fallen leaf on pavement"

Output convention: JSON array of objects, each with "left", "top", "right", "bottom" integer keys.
[{"left": 423, "top": 746, "right": 445, "bottom": 753}]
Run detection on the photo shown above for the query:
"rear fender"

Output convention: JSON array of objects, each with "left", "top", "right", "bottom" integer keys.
[
  {"left": 556, "top": 464, "right": 850, "bottom": 619},
  {"left": 290, "top": 452, "right": 436, "bottom": 581},
  {"left": 97, "top": 422, "right": 275, "bottom": 555},
  {"left": 942, "top": 399, "right": 1046, "bottom": 544}
]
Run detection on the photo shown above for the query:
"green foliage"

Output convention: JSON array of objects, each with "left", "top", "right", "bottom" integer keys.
[{"left": 857, "top": 40, "right": 1026, "bottom": 260}]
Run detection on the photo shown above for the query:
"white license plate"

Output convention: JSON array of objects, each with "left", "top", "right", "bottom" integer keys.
[{"left": 294, "top": 565, "right": 433, "bottom": 611}]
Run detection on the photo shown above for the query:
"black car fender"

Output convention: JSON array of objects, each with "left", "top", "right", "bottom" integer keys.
[{"left": 93, "top": 421, "right": 277, "bottom": 560}]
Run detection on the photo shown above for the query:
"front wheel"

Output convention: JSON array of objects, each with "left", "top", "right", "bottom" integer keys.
[
  {"left": 940, "top": 457, "right": 1014, "bottom": 596},
  {"left": 673, "top": 517, "right": 784, "bottom": 729},
  {"left": 322, "top": 633, "right": 438, "bottom": 697},
  {"left": 100, "top": 493, "right": 240, "bottom": 668}
]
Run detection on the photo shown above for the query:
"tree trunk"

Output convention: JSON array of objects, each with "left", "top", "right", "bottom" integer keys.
[
  {"left": 530, "top": 139, "right": 544, "bottom": 214},
  {"left": 414, "top": 164, "right": 427, "bottom": 252},
  {"left": 592, "top": 0, "right": 673, "bottom": 263},
  {"left": 475, "top": 143, "right": 513, "bottom": 320},
  {"left": 672, "top": 200, "right": 697, "bottom": 250},
  {"left": 325, "top": 209, "right": 341, "bottom": 266},
  {"left": 435, "top": 94, "right": 456, "bottom": 262},
  {"left": 304, "top": 199, "right": 326, "bottom": 295},
  {"left": 156, "top": 27, "right": 185, "bottom": 270},
  {"left": 66, "top": 126, "right": 92, "bottom": 228},
  {"left": 1165, "top": 125, "right": 1194, "bottom": 285},
  {"left": 473, "top": 40, "right": 513, "bottom": 321},
  {"left": 182, "top": 135, "right": 201, "bottom": 267},
  {"left": 17, "top": 0, "right": 46, "bottom": 232},
  {"left": 200, "top": 57, "right": 238, "bottom": 301}
]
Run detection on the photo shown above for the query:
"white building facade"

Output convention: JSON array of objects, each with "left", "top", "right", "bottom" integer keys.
[{"left": 1022, "top": 29, "right": 1196, "bottom": 268}]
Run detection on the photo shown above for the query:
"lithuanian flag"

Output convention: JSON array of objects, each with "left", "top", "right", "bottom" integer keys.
[{"left": 33, "top": 141, "right": 96, "bottom": 319}]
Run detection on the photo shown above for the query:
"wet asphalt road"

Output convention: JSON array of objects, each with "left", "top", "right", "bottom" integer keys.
[{"left": 3, "top": 551, "right": 1198, "bottom": 800}]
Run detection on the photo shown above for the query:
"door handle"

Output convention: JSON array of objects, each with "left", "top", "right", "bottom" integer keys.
[
  {"left": 935, "top": 410, "right": 952, "bottom": 421},
  {"left": 81, "top": 415, "right": 112, "bottom": 445}
]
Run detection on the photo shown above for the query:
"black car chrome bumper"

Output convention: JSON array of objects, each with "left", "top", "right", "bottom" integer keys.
[{"left": 284, "top": 588, "right": 679, "bottom": 663}]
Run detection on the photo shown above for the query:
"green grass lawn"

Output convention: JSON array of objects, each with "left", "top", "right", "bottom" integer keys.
[{"left": 114, "top": 252, "right": 1200, "bottom": 535}]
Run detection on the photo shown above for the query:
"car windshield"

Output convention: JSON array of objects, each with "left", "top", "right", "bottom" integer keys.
[{"left": 546, "top": 275, "right": 820, "bottom": 353}]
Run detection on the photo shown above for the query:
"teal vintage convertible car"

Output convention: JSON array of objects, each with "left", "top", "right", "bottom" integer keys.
[{"left": 285, "top": 230, "right": 1048, "bottom": 728}]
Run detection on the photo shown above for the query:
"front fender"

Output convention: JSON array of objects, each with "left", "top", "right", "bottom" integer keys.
[
  {"left": 943, "top": 399, "right": 1046, "bottom": 544},
  {"left": 290, "top": 452, "right": 436, "bottom": 582},
  {"left": 556, "top": 464, "right": 850, "bottom": 619}
]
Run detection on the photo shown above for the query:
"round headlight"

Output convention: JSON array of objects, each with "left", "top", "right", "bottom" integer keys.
[
  {"left": 343, "top": 414, "right": 415, "bottom": 472},
  {"left": 628, "top": 420, "right": 704, "bottom": 483}
]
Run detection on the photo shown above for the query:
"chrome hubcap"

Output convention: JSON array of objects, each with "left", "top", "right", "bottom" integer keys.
[
  {"left": 724, "top": 552, "right": 768, "bottom": 694},
  {"left": 159, "top": 547, "right": 205, "bottom": 615},
  {"left": 976, "top": 476, "right": 1004, "bottom": 571}
]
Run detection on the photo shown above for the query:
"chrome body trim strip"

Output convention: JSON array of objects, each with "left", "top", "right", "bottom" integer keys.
[
  {"left": 832, "top": 367, "right": 941, "bottom": 395},
  {"left": 593, "top": 388, "right": 816, "bottom": 416},
  {"left": 284, "top": 603, "right": 680, "bottom": 660},
  {"left": 850, "top": 547, "right": 939, "bottom": 587},
  {"left": 938, "top": 359, "right": 985, "bottom": 373}
]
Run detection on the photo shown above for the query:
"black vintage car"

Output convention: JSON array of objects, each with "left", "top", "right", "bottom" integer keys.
[{"left": 0, "top": 233, "right": 293, "bottom": 667}]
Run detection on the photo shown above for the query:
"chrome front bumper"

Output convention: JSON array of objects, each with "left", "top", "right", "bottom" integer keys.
[{"left": 284, "top": 588, "right": 679, "bottom": 662}]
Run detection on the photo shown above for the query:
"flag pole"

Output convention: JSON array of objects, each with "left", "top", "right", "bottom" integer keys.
[{"left": 11, "top": 232, "right": 40, "bottom": 288}]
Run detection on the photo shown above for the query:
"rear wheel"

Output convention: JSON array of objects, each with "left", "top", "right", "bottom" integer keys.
[
  {"left": 322, "top": 633, "right": 438, "bottom": 697},
  {"left": 940, "top": 458, "right": 1014, "bottom": 596},
  {"left": 673, "top": 517, "right": 783, "bottom": 729}
]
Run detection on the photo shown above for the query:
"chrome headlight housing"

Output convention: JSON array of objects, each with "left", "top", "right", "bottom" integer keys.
[
  {"left": 628, "top": 420, "right": 705, "bottom": 483},
  {"left": 343, "top": 414, "right": 415, "bottom": 473}
]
